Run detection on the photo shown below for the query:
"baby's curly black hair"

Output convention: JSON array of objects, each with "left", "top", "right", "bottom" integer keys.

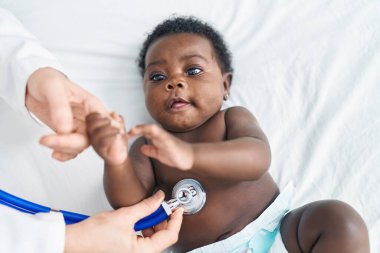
[{"left": 137, "top": 16, "right": 233, "bottom": 77}]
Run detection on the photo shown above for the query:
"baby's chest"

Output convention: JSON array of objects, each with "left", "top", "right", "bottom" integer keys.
[{"left": 153, "top": 163, "right": 200, "bottom": 196}]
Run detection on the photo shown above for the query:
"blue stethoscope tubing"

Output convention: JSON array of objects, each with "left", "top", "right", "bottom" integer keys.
[{"left": 0, "top": 189, "right": 170, "bottom": 231}]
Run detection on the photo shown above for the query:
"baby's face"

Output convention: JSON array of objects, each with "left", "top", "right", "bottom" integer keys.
[{"left": 143, "top": 33, "right": 230, "bottom": 132}]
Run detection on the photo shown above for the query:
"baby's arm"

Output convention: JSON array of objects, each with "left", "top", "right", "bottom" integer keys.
[
  {"left": 103, "top": 137, "right": 155, "bottom": 208},
  {"left": 190, "top": 106, "right": 271, "bottom": 180},
  {"left": 127, "top": 106, "right": 270, "bottom": 181},
  {"left": 86, "top": 113, "right": 154, "bottom": 209}
]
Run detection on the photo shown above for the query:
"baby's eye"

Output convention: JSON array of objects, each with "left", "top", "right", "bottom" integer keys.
[
  {"left": 187, "top": 67, "right": 202, "bottom": 76},
  {"left": 150, "top": 73, "right": 166, "bottom": 82}
]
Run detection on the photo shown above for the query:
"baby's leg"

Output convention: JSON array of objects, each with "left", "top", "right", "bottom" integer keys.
[{"left": 280, "top": 200, "right": 369, "bottom": 253}]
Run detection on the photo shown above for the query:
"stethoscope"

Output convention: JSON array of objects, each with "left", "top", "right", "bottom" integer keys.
[{"left": 0, "top": 178, "right": 206, "bottom": 231}]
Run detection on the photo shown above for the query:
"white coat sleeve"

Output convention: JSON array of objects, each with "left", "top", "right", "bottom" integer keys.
[
  {"left": 0, "top": 8, "right": 66, "bottom": 253},
  {"left": 0, "top": 204, "right": 65, "bottom": 253},
  {"left": 0, "top": 8, "right": 64, "bottom": 117}
]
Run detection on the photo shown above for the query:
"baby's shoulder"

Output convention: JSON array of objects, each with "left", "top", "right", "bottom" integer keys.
[
  {"left": 223, "top": 106, "right": 256, "bottom": 122},
  {"left": 129, "top": 135, "right": 147, "bottom": 153}
]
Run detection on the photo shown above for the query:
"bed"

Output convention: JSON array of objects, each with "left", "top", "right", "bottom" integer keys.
[{"left": 0, "top": 0, "right": 379, "bottom": 251}]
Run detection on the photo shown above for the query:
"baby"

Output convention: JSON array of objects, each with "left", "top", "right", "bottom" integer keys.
[{"left": 86, "top": 17, "right": 369, "bottom": 253}]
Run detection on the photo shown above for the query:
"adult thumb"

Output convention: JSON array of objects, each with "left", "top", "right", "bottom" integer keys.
[
  {"left": 46, "top": 83, "right": 73, "bottom": 133},
  {"left": 121, "top": 191, "right": 165, "bottom": 225}
]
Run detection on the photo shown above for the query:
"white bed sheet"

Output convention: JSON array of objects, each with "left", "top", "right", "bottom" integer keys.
[{"left": 0, "top": 0, "right": 379, "bottom": 251}]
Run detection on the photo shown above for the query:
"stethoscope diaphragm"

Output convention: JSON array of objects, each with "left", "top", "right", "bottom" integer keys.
[{"left": 171, "top": 178, "right": 206, "bottom": 215}]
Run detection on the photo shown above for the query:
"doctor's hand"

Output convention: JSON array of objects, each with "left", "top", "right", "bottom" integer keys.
[
  {"left": 26, "top": 67, "right": 108, "bottom": 161},
  {"left": 64, "top": 190, "right": 184, "bottom": 253}
]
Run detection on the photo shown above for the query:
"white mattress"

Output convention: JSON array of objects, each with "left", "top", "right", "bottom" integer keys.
[{"left": 0, "top": 0, "right": 379, "bottom": 251}]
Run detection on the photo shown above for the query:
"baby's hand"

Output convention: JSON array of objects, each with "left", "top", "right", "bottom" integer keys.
[
  {"left": 86, "top": 112, "right": 127, "bottom": 165},
  {"left": 127, "top": 124, "right": 193, "bottom": 170}
]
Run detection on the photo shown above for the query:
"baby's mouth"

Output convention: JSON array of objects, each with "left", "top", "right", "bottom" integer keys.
[{"left": 168, "top": 97, "right": 191, "bottom": 110}]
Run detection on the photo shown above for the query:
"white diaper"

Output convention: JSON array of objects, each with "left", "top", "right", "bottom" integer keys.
[{"left": 187, "top": 184, "right": 294, "bottom": 253}]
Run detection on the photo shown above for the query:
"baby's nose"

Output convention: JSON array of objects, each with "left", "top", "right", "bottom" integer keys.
[{"left": 166, "top": 82, "right": 185, "bottom": 90}]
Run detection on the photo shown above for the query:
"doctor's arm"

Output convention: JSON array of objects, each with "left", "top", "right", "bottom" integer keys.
[
  {"left": 0, "top": 191, "right": 183, "bottom": 253},
  {"left": 0, "top": 8, "right": 108, "bottom": 161}
]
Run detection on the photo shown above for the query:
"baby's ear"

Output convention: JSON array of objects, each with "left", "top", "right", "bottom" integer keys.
[
  {"left": 222, "top": 72, "right": 232, "bottom": 100},
  {"left": 222, "top": 72, "right": 233, "bottom": 93}
]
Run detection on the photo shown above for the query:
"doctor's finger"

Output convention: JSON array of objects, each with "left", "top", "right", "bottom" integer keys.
[
  {"left": 147, "top": 207, "right": 184, "bottom": 250},
  {"left": 44, "top": 81, "right": 74, "bottom": 134},
  {"left": 52, "top": 151, "right": 77, "bottom": 161},
  {"left": 69, "top": 83, "right": 108, "bottom": 115},
  {"left": 121, "top": 190, "right": 165, "bottom": 226},
  {"left": 40, "top": 133, "right": 89, "bottom": 154}
]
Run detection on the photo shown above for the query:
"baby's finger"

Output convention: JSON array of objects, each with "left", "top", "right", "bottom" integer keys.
[
  {"left": 86, "top": 117, "right": 111, "bottom": 135},
  {"left": 110, "top": 112, "right": 126, "bottom": 134},
  {"left": 70, "top": 102, "right": 87, "bottom": 122},
  {"left": 86, "top": 112, "right": 108, "bottom": 125},
  {"left": 140, "top": 144, "right": 159, "bottom": 159},
  {"left": 110, "top": 111, "right": 123, "bottom": 123},
  {"left": 90, "top": 126, "right": 120, "bottom": 144},
  {"left": 128, "top": 124, "right": 164, "bottom": 140}
]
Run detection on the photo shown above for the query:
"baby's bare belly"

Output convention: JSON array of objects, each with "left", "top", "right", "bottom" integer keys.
[{"left": 167, "top": 173, "right": 279, "bottom": 253}]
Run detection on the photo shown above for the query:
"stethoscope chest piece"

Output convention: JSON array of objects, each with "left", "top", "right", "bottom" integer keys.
[{"left": 172, "top": 178, "right": 206, "bottom": 215}]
